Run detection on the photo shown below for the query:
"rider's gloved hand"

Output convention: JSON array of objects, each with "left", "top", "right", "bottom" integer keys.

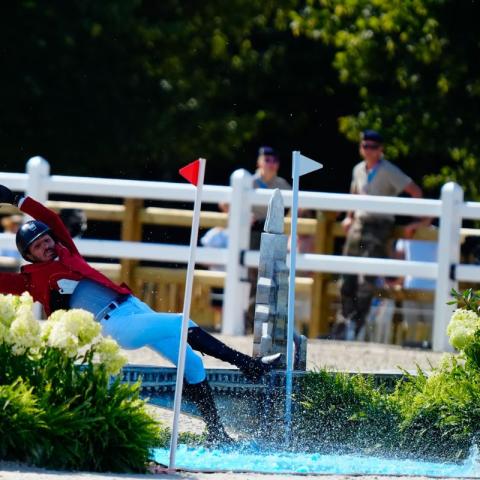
[{"left": 0, "top": 185, "right": 20, "bottom": 206}]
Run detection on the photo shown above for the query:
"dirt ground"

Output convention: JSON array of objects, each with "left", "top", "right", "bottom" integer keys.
[
  {"left": 0, "top": 462, "right": 450, "bottom": 480},
  {"left": 0, "top": 337, "right": 457, "bottom": 480},
  {"left": 122, "top": 334, "right": 445, "bottom": 373}
]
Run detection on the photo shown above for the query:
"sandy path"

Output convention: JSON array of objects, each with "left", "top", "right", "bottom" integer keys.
[
  {"left": 123, "top": 335, "right": 445, "bottom": 373},
  {"left": 0, "top": 462, "right": 446, "bottom": 480}
]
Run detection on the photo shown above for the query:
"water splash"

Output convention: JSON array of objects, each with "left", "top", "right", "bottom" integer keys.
[{"left": 153, "top": 443, "right": 480, "bottom": 476}]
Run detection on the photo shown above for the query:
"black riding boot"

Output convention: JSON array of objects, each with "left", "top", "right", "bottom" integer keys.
[
  {"left": 183, "top": 379, "right": 233, "bottom": 445},
  {"left": 187, "top": 326, "right": 282, "bottom": 382}
]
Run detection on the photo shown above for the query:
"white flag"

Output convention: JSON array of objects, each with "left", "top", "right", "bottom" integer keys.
[{"left": 296, "top": 153, "right": 323, "bottom": 177}]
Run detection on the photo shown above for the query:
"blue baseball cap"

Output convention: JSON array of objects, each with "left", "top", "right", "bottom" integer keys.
[
  {"left": 361, "top": 130, "right": 383, "bottom": 144},
  {"left": 258, "top": 146, "right": 277, "bottom": 156}
]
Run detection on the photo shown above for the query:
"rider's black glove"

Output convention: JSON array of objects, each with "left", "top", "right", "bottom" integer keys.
[{"left": 0, "top": 185, "right": 20, "bottom": 206}]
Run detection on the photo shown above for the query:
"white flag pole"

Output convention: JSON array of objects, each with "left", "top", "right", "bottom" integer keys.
[
  {"left": 285, "top": 151, "right": 300, "bottom": 442},
  {"left": 169, "top": 158, "right": 206, "bottom": 469},
  {"left": 285, "top": 151, "right": 322, "bottom": 443}
]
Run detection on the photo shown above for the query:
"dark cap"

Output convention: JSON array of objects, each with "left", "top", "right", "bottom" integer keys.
[
  {"left": 258, "top": 146, "right": 277, "bottom": 157},
  {"left": 361, "top": 130, "right": 383, "bottom": 144}
]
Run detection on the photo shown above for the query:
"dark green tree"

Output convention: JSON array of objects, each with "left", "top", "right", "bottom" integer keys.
[
  {"left": 0, "top": 0, "right": 355, "bottom": 191},
  {"left": 288, "top": 0, "right": 480, "bottom": 199}
]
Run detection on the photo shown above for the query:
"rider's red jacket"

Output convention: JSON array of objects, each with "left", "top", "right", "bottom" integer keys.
[{"left": 0, "top": 197, "right": 131, "bottom": 315}]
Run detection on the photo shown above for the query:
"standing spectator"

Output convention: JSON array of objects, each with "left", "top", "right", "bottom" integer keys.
[
  {"left": 332, "top": 130, "right": 428, "bottom": 340},
  {"left": 246, "top": 146, "right": 291, "bottom": 332},
  {"left": 250, "top": 146, "right": 291, "bottom": 247}
]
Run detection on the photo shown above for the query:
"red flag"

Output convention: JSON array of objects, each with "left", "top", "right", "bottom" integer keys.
[{"left": 179, "top": 159, "right": 200, "bottom": 186}]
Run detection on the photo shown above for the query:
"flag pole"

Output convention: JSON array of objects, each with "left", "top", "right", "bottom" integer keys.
[
  {"left": 169, "top": 158, "right": 206, "bottom": 469},
  {"left": 285, "top": 151, "right": 322, "bottom": 443},
  {"left": 285, "top": 151, "right": 300, "bottom": 443}
]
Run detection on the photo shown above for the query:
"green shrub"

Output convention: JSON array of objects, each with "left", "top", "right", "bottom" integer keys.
[
  {"left": 154, "top": 428, "right": 206, "bottom": 448},
  {"left": 295, "top": 288, "right": 480, "bottom": 462},
  {"left": 29, "top": 377, "right": 161, "bottom": 472},
  {"left": 0, "top": 293, "right": 160, "bottom": 472},
  {"left": 392, "top": 360, "right": 480, "bottom": 461},
  {"left": 0, "top": 380, "right": 46, "bottom": 462}
]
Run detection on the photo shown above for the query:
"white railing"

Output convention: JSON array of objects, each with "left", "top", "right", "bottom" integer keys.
[{"left": 0, "top": 156, "right": 477, "bottom": 351}]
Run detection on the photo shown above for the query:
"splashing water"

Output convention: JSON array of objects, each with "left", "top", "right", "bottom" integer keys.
[{"left": 153, "top": 444, "right": 480, "bottom": 476}]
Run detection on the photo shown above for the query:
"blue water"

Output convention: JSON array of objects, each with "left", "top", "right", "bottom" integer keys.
[{"left": 153, "top": 444, "right": 480, "bottom": 476}]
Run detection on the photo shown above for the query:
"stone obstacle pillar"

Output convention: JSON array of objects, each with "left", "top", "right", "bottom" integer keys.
[{"left": 252, "top": 189, "right": 307, "bottom": 371}]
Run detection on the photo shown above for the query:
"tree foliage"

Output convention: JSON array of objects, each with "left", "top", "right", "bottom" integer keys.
[
  {"left": 0, "top": 0, "right": 353, "bottom": 190},
  {"left": 1, "top": 1, "right": 478, "bottom": 197},
  {"left": 289, "top": 0, "right": 480, "bottom": 199}
]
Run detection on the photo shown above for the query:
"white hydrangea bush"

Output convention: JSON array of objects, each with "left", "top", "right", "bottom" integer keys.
[
  {"left": 447, "top": 308, "right": 480, "bottom": 351},
  {"left": 95, "top": 337, "right": 127, "bottom": 376},
  {"left": 0, "top": 292, "right": 127, "bottom": 375}
]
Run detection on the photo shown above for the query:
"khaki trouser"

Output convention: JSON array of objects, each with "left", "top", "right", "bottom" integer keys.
[{"left": 337, "top": 218, "right": 394, "bottom": 338}]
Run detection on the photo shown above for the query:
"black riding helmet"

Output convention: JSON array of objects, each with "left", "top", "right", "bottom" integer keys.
[{"left": 16, "top": 220, "right": 51, "bottom": 261}]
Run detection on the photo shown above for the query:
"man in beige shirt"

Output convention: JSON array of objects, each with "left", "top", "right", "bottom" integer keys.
[{"left": 333, "top": 130, "right": 428, "bottom": 340}]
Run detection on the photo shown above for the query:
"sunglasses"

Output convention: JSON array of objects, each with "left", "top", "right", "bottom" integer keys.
[
  {"left": 361, "top": 142, "right": 380, "bottom": 150},
  {"left": 264, "top": 156, "right": 279, "bottom": 164}
]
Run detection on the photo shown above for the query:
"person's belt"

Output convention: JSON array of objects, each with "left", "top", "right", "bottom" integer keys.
[{"left": 95, "top": 295, "right": 129, "bottom": 322}]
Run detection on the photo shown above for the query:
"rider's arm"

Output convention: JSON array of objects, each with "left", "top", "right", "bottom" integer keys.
[{"left": 0, "top": 271, "right": 29, "bottom": 295}]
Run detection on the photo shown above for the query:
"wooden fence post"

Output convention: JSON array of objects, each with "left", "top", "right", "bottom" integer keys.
[
  {"left": 309, "top": 211, "right": 336, "bottom": 337},
  {"left": 120, "top": 198, "right": 143, "bottom": 294}
]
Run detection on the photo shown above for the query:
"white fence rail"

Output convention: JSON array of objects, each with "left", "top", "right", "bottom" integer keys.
[{"left": 0, "top": 156, "right": 478, "bottom": 352}]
